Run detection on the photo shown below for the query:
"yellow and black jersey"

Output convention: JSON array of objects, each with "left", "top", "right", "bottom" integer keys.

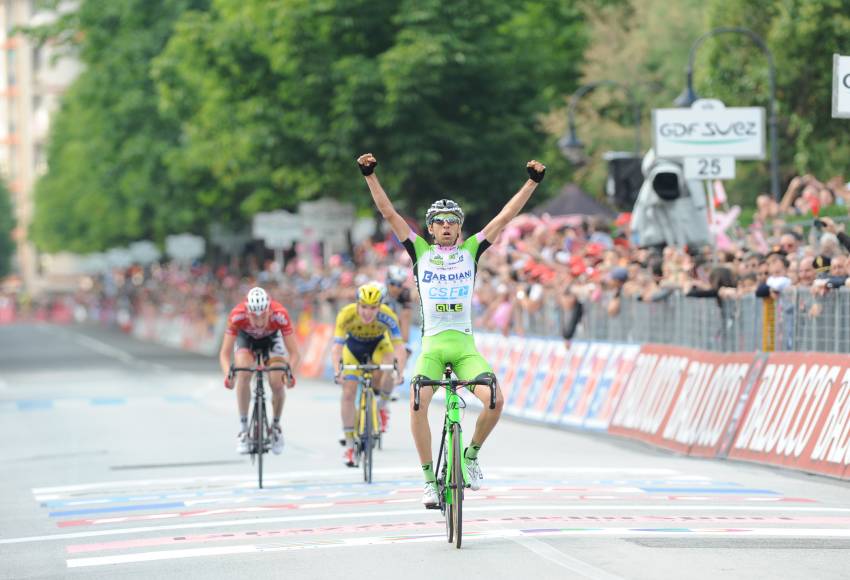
[{"left": 333, "top": 303, "right": 404, "bottom": 348}]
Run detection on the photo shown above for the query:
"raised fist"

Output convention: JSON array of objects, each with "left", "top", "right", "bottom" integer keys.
[
  {"left": 527, "top": 160, "right": 546, "bottom": 183},
  {"left": 357, "top": 153, "right": 377, "bottom": 176}
]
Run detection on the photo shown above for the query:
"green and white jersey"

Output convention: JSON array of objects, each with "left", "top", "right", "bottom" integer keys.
[{"left": 402, "top": 230, "right": 491, "bottom": 337}]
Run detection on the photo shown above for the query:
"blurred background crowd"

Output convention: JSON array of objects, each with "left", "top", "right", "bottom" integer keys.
[{"left": 7, "top": 169, "right": 849, "bottom": 354}]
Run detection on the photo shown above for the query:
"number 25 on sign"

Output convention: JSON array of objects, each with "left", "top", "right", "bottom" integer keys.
[{"left": 684, "top": 156, "right": 735, "bottom": 181}]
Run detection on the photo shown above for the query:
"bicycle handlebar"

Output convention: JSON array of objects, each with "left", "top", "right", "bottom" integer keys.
[
  {"left": 413, "top": 377, "right": 496, "bottom": 411},
  {"left": 229, "top": 364, "right": 292, "bottom": 381},
  {"left": 340, "top": 363, "right": 397, "bottom": 372}
]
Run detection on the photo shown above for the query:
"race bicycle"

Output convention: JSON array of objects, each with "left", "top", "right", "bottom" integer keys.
[
  {"left": 229, "top": 343, "right": 293, "bottom": 489},
  {"left": 413, "top": 364, "right": 496, "bottom": 549},
  {"left": 341, "top": 362, "right": 396, "bottom": 483}
]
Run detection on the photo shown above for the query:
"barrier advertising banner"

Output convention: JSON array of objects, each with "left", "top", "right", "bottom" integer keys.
[
  {"left": 656, "top": 350, "right": 758, "bottom": 457},
  {"left": 608, "top": 345, "right": 690, "bottom": 445},
  {"left": 608, "top": 346, "right": 758, "bottom": 455},
  {"left": 729, "top": 352, "right": 850, "bottom": 479},
  {"left": 583, "top": 344, "right": 641, "bottom": 431},
  {"left": 506, "top": 338, "right": 557, "bottom": 415}
]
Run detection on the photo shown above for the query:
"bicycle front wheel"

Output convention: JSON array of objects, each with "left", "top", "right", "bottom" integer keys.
[
  {"left": 451, "top": 422, "right": 463, "bottom": 549},
  {"left": 362, "top": 391, "right": 373, "bottom": 483},
  {"left": 257, "top": 399, "right": 265, "bottom": 489}
]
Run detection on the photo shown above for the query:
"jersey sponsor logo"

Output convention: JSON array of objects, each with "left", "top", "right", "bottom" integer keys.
[
  {"left": 435, "top": 303, "right": 463, "bottom": 312},
  {"left": 422, "top": 270, "right": 472, "bottom": 283},
  {"left": 428, "top": 285, "right": 470, "bottom": 299},
  {"left": 429, "top": 256, "right": 444, "bottom": 265}
]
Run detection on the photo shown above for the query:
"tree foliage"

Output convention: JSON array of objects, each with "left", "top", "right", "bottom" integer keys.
[
  {"left": 30, "top": 0, "right": 209, "bottom": 253},
  {"left": 154, "top": 0, "right": 588, "bottom": 232},
  {"left": 566, "top": 0, "right": 707, "bottom": 196},
  {"left": 30, "top": 0, "right": 588, "bottom": 251},
  {"left": 699, "top": 0, "right": 850, "bottom": 201}
]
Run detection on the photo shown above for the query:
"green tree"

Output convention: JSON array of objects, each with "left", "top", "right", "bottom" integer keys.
[
  {"left": 0, "top": 180, "right": 14, "bottom": 277},
  {"left": 154, "top": 0, "right": 588, "bottom": 230},
  {"left": 29, "top": 0, "right": 209, "bottom": 253},
  {"left": 702, "top": 0, "right": 850, "bottom": 203},
  {"left": 565, "top": 0, "right": 707, "bottom": 198}
]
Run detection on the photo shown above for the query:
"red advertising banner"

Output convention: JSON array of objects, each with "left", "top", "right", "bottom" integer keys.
[
  {"left": 728, "top": 352, "right": 850, "bottom": 479},
  {"left": 608, "top": 345, "right": 691, "bottom": 446},
  {"left": 656, "top": 350, "right": 758, "bottom": 457}
]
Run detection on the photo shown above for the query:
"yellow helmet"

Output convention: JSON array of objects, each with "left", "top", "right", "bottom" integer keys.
[{"left": 357, "top": 283, "right": 383, "bottom": 307}]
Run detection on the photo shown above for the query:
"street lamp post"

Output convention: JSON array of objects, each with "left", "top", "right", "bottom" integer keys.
[
  {"left": 558, "top": 80, "right": 641, "bottom": 165},
  {"left": 675, "top": 27, "right": 780, "bottom": 201}
]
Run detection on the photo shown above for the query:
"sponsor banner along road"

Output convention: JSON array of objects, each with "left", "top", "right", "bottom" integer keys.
[{"left": 729, "top": 352, "right": 850, "bottom": 479}]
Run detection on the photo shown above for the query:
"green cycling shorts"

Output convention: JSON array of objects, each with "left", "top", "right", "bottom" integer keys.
[{"left": 413, "top": 330, "right": 493, "bottom": 387}]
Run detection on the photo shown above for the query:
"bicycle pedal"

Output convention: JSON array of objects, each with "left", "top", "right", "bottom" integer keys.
[{"left": 424, "top": 503, "right": 440, "bottom": 510}]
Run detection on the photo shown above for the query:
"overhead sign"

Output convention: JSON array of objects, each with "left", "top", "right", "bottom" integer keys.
[
  {"left": 684, "top": 156, "right": 736, "bottom": 181},
  {"left": 165, "top": 234, "right": 205, "bottom": 263},
  {"left": 129, "top": 240, "right": 161, "bottom": 265},
  {"left": 253, "top": 210, "right": 301, "bottom": 249},
  {"left": 106, "top": 247, "right": 133, "bottom": 269},
  {"left": 833, "top": 54, "right": 850, "bottom": 119},
  {"left": 653, "top": 103, "right": 765, "bottom": 159},
  {"left": 299, "top": 199, "right": 355, "bottom": 234}
]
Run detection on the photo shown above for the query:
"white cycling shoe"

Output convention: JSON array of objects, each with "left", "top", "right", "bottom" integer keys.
[
  {"left": 422, "top": 482, "right": 439, "bottom": 508},
  {"left": 271, "top": 426, "right": 284, "bottom": 455},
  {"left": 466, "top": 457, "right": 483, "bottom": 491},
  {"left": 236, "top": 431, "right": 249, "bottom": 454}
]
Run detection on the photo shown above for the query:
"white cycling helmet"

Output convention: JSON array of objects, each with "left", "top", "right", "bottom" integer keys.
[
  {"left": 386, "top": 265, "right": 407, "bottom": 285},
  {"left": 246, "top": 287, "right": 270, "bottom": 314},
  {"left": 425, "top": 199, "right": 464, "bottom": 225}
]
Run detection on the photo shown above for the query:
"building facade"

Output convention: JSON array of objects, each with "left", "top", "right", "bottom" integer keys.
[{"left": 2, "top": 0, "right": 80, "bottom": 294}]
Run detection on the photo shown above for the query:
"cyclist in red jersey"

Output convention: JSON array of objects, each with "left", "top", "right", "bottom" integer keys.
[{"left": 219, "top": 287, "right": 300, "bottom": 455}]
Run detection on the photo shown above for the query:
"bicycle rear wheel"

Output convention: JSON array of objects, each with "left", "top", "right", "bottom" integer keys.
[
  {"left": 451, "top": 422, "right": 463, "bottom": 549},
  {"left": 362, "top": 391, "right": 373, "bottom": 483}
]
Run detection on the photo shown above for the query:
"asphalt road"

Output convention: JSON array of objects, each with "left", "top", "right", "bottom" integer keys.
[{"left": 2, "top": 323, "right": 850, "bottom": 579}]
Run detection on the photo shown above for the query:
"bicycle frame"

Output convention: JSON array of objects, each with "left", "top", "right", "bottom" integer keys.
[
  {"left": 413, "top": 364, "right": 496, "bottom": 548},
  {"left": 342, "top": 363, "right": 395, "bottom": 483},
  {"left": 230, "top": 350, "right": 292, "bottom": 489}
]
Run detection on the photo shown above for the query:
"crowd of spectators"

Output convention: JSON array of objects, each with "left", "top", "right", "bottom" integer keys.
[{"left": 8, "top": 173, "right": 850, "bottom": 347}]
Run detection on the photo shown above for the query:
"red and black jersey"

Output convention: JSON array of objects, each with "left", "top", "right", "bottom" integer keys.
[{"left": 225, "top": 300, "right": 294, "bottom": 339}]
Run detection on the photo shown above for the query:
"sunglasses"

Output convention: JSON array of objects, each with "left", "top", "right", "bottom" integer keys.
[{"left": 430, "top": 216, "right": 461, "bottom": 226}]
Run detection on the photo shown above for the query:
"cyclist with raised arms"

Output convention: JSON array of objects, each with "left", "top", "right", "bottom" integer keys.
[
  {"left": 357, "top": 152, "right": 545, "bottom": 507},
  {"left": 331, "top": 282, "right": 406, "bottom": 466},
  {"left": 219, "top": 287, "right": 300, "bottom": 455}
]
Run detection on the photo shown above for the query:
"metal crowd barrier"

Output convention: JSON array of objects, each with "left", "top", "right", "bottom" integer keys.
[{"left": 518, "top": 287, "right": 850, "bottom": 354}]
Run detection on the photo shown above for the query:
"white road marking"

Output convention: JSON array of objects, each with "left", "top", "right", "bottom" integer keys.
[
  {"left": 65, "top": 528, "right": 850, "bottom": 568},
  {"left": 5, "top": 505, "right": 850, "bottom": 546},
  {"left": 41, "top": 325, "right": 175, "bottom": 373},
  {"left": 69, "top": 333, "right": 137, "bottom": 365},
  {"left": 32, "top": 467, "right": 681, "bottom": 496},
  {"left": 508, "top": 533, "right": 626, "bottom": 580}
]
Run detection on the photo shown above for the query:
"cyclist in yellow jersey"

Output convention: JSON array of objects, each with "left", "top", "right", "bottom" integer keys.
[{"left": 331, "top": 283, "right": 406, "bottom": 467}]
